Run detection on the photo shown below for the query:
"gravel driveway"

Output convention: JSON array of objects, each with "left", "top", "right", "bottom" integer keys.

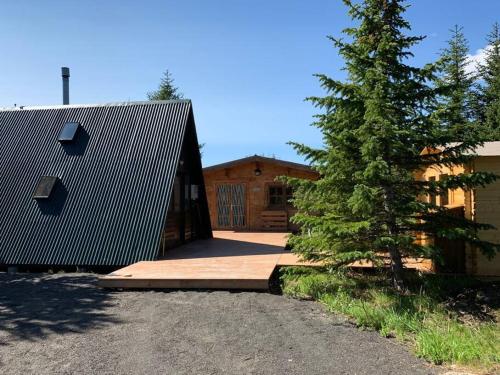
[{"left": 0, "top": 273, "right": 437, "bottom": 375}]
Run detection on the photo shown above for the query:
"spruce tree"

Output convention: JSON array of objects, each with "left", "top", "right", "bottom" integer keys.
[
  {"left": 477, "top": 23, "right": 500, "bottom": 140},
  {"left": 148, "top": 70, "right": 184, "bottom": 101},
  {"left": 434, "top": 26, "right": 476, "bottom": 140},
  {"left": 286, "top": 0, "right": 498, "bottom": 290}
]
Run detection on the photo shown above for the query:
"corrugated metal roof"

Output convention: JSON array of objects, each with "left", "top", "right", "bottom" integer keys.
[{"left": 0, "top": 100, "right": 194, "bottom": 267}]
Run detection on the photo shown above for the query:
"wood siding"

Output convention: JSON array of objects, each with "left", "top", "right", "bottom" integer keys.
[
  {"left": 471, "top": 156, "right": 500, "bottom": 276},
  {"left": 417, "top": 156, "right": 500, "bottom": 276},
  {"left": 203, "top": 160, "right": 318, "bottom": 231}
]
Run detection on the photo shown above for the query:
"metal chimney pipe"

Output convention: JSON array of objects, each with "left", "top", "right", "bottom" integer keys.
[{"left": 61, "top": 67, "right": 70, "bottom": 105}]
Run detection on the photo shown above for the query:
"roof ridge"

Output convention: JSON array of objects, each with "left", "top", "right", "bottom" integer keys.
[
  {"left": 204, "top": 155, "right": 314, "bottom": 171},
  {"left": 0, "top": 99, "right": 191, "bottom": 112}
]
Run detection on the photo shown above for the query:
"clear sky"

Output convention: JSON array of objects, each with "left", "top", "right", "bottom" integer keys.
[{"left": 1, "top": 1, "right": 498, "bottom": 167}]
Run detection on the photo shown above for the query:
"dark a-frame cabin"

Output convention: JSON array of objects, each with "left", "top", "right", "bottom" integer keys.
[{"left": 0, "top": 100, "right": 211, "bottom": 270}]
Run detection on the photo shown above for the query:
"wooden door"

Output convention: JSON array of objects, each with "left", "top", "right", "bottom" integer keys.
[
  {"left": 216, "top": 184, "right": 246, "bottom": 229},
  {"left": 435, "top": 206, "right": 466, "bottom": 273}
]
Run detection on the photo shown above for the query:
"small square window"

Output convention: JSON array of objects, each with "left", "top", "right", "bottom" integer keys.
[
  {"left": 33, "top": 176, "right": 58, "bottom": 199},
  {"left": 58, "top": 122, "right": 80, "bottom": 142}
]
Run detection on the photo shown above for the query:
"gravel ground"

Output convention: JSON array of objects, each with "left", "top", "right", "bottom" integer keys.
[{"left": 0, "top": 273, "right": 438, "bottom": 375}]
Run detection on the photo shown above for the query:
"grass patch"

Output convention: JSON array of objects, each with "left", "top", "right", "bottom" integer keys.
[{"left": 281, "top": 267, "right": 500, "bottom": 371}]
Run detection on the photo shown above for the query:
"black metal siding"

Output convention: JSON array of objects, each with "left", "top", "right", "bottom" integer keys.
[{"left": 0, "top": 101, "right": 193, "bottom": 266}]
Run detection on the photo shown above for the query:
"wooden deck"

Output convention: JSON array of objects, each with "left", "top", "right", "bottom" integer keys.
[
  {"left": 99, "top": 231, "right": 433, "bottom": 290},
  {"left": 99, "top": 231, "right": 291, "bottom": 290}
]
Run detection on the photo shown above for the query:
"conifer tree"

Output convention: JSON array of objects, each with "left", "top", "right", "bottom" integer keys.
[
  {"left": 148, "top": 70, "right": 184, "bottom": 101},
  {"left": 476, "top": 23, "right": 500, "bottom": 140},
  {"left": 434, "top": 26, "right": 476, "bottom": 140},
  {"left": 286, "top": 0, "right": 498, "bottom": 290}
]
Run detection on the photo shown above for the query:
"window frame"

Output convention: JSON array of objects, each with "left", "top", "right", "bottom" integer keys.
[
  {"left": 267, "top": 183, "right": 294, "bottom": 210},
  {"left": 428, "top": 176, "right": 437, "bottom": 206},
  {"left": 439, "top": 174, "right": 449, "bottom": 206}
]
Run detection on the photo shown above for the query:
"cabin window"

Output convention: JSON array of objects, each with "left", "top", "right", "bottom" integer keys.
[
  {"left": 428, "top": 176, "right": 436, "bottom": 206},
  {"left": 190, "top": 185, "right": 199, "bottom": 200},
  {"left": 184, "top": 175, "right": 191, "bottom": 210},
  {"left": 440, "top": 174, "right": 449, "bottom": 206},
  {"left": 171, "top": 177, "right": 181, "bottom": 213},
  {"left": 268, "top": 184, "right": 293, "bottom": 209},
  {"left": 58, "top": 122, "right": 80, "bottom": 142},
  {"left": 33, "top": 176, "right": 58, "bottom": 199},
  {"left": 269, "top": 185, "right": 284, "bottom": 207},
  {"left": 286, "top": 186, "right": 293, "bottom": 204}
]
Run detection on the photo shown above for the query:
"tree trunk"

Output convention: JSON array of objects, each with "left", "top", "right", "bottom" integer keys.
[
  {"left": 388, "top": 246, "right": 406, "bottom": 292},
  {"left": 382, "top": 185, "right": 407, "bottom": 292}
]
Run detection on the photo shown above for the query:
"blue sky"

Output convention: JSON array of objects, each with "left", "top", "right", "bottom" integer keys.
[{"left": 1, "top": 1, "right": 498, "bottom": 166}]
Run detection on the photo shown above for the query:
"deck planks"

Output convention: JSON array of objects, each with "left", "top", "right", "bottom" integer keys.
[{"left": 99, "top": 231, "right": 289, "bottom": 290}]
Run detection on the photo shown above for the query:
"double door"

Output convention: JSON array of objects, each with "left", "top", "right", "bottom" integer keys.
[{"left": 216, "top": 184, "right": 246, "bottom": 229}]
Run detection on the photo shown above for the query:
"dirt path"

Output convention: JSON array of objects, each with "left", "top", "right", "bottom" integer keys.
[{"left": 0, "top": 274, "right": 437, "bottom": 375}]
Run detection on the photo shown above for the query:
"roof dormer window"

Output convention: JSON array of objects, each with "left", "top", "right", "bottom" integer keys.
[
  {"left": 33, "top": 176, "right": 58, "bottom": 199},
  {"left": 58, "top": 122, "right": 80, "bottom": 142}
]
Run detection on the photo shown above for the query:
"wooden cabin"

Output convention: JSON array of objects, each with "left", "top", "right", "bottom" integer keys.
[
  {"left": 203, "top": 156, "right": 319, "bottom": 232},
  {"left": 416, "top": 142, "right": 500, "bottom": 276}
]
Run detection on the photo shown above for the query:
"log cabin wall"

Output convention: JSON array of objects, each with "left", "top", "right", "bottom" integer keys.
[{"left": 203, "top": 158, "right": 318, "bottom": 232}]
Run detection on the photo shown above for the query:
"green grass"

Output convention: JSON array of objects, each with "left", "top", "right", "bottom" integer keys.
[{"left": 281, "top": 267, "right": 500, "bottom": 371}]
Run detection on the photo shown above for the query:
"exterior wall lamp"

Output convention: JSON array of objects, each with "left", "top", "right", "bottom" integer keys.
[{"left": 254, "top": 162, "right": 262, "bottom": 176}]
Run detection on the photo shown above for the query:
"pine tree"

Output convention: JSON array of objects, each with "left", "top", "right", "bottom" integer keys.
[
  {"left": 148, "top": 70, "right": 184, "bottom": 101},
  {"left": 434, "top": 26, "right": 476, "bottom": 140},
  {"left": 477, "top": 23, "right": 500, "bottom": 140},
  {"left": 286, "top": 0, "right": 498, "bottom": 291}
]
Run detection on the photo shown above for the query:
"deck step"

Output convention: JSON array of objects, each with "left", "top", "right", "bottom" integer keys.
[{"left": 99, "top": 277, "right": 270, "bottom": 290}]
